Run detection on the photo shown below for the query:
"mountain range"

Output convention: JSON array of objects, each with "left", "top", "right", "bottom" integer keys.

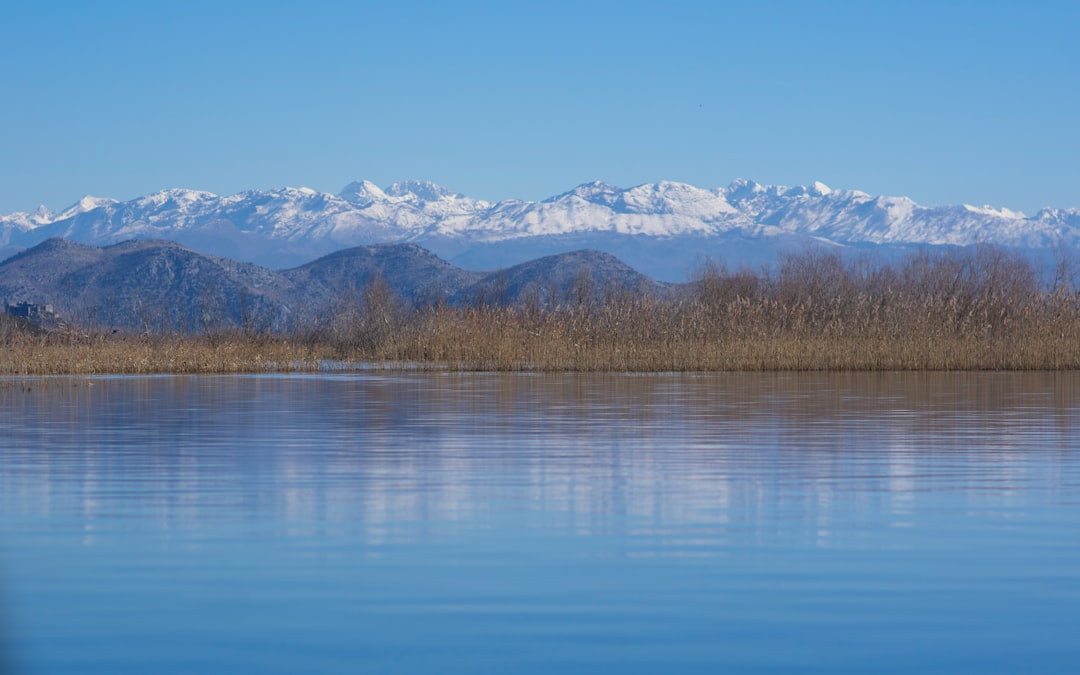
[
  {"left": 4, "top": 179, "right": 1078, "bottom": 282},
  {"left": 0, "top": 239, "right": 662, "bottom": 332}
]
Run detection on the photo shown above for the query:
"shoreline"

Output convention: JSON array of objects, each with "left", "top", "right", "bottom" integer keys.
[{"left": 3, "top": 331, "right": 1078, "bottom": 375}]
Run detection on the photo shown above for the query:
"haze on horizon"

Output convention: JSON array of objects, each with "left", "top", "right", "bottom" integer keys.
[{"left": 1, "top": 0, "right": 1076, "bottom": 216}]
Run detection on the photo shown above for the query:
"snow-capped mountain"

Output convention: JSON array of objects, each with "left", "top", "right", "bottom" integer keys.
[
  {"left": 2, "top": 179, "right": 1078, "bottom": 281},
  {"left": 720, "top": 179, "right": 1063, "bottom": 249}
]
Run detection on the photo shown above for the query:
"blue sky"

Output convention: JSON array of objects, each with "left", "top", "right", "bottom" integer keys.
[{"left": 1, "top": 1, "right": 1077, "bottom": 214}]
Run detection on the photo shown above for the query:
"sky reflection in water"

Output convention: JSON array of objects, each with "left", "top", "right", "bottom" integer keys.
[{"left": 2, "top": 372, "right": 1079, "bottom": 673}]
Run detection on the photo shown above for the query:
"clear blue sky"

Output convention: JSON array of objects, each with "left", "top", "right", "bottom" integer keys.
[{"left": 1, "top": 0, "right": 1077, "bottom": 215}]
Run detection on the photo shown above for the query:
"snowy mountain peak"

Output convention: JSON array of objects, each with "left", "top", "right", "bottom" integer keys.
[
  {"left": 962, "top": 204, "right": 1025, "bottom": 219},
  {"left": 135, "top": 189, "right": 218, "bottom": 211},
  {"left": 384, "top": 180, "right": 461, "bottom": 203},
  {"left": 781, "top": 182, "right": 833, "bottom": 199},
  {"left": 151, "top": 187, "right": 217, "bottom": 200},
  {"left": 548, "top": 181, "right": 622, "bottom": 204},
  {"left": 621, "top": 181, "right": 739, "bottom": 216},
  {"left": 339, "top": 180, "right": 387, "bottom": 207},
  {"left": 727, "top": 177, "right": 762, "bottom": 191},
  {"left": 724, "top": 178, "right": 766, "bottom": 201},
  {"left": 33, "top": 205, "right": 54, "bottom": 223},
  {"left": 55, "top": 195, "right": 119, "bottom": 220},
  {"left": 264, "top": 186, "right": 323, "bottom": 201}
]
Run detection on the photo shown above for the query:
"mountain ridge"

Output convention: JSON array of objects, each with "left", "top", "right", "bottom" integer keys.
[
  {"left": 3, "top": 179, "right": 1078, "bottom": 281},
  {"left": 0, "top": 239, "right": 663, "bottom": 332}
]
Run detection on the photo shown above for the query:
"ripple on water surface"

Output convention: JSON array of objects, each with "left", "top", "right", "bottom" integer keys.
[{"left": 2, "top": 372, "right": 1080, "bottom": 673}]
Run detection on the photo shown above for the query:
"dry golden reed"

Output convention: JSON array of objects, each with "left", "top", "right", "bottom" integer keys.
[{"left": 0, "top": 333, "right": 329, "bottom": 376}]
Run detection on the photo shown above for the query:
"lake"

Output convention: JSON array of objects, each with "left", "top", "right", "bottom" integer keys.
[{"left": 2, "top": 372, "right": 1080, "bottom": 673}]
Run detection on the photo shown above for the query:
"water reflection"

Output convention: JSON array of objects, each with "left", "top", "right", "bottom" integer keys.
[
  {"left": 3, "top": 372, "right": 1080, "bottom": 673},
  {"left": 3, "top": 372, "right": 1079, "bottom": 551}
]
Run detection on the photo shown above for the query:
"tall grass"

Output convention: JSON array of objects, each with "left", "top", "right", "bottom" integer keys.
[
  {"left": 4, "top": 246, "right": 1080, "bottom": 373},
  {"left": 0, "top": 332, "right": 329, "bottom": 375}
]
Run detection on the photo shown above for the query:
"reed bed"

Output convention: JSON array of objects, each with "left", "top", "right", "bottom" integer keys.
[
  {"left": 351, "top": 301, "right": 1080, "bottom": 371},
  {"left": 0, "top": 333, "right": 330, "bottom": 375},
  {"left": 4, "top": 247, "right": 1080, "bottom": 373}
]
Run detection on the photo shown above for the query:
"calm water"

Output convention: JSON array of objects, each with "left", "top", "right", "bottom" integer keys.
[{"left": 2, "top": 372, "right": 1080, "bottom": 674}]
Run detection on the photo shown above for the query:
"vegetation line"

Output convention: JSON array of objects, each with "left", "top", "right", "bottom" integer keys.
[{"left": 4, "top": 247, "right": 1080, "bottom": 374}]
